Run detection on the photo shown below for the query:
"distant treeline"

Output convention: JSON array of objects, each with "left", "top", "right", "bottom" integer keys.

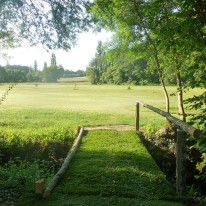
[
  {"left": 63, "top": 70, "right": 85, "bottom": 78},
  {"left": 0, "top": 64, "right": 86, "bottom": 83}
]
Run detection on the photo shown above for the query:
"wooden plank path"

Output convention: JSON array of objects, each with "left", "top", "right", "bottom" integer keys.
[{"left": 30, "top": 129, "right": 182, "bottom": 206}]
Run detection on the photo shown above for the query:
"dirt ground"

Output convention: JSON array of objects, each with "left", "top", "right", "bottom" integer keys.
[{"left": 85, "top": 125, "right": 135, "bottom": 131}]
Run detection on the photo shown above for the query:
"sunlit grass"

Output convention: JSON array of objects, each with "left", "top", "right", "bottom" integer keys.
[{"left": 0, "top": 83, "right": 203, "bottom": 135}]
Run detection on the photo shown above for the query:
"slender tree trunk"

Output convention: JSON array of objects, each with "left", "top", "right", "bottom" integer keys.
[
  {"left": 161, "top": 2, "right": 187, "bottom": 120},
  {"left": 133, "top": 0, "right": 170, "bottom": 113},
  {"left": 153, "top": 50, "right": 170, "bottom": 113},
  {"left": 160, "top": 76, "right": 170, "bottom": 113},
  {"left": 176, "top": 71, "right": 186, "bottom": 122}
]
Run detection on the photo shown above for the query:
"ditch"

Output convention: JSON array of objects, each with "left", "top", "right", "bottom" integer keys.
[{"left": 141, "top": 126, "right": 205, "bottom": 205}]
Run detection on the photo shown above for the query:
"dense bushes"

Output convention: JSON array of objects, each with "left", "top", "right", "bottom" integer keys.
[{"left": 0, "top": 128, "right": 75, "bottom": 204}]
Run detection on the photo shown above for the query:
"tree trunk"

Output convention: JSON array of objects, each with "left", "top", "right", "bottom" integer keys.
[
  {"left": 176, "top": 72, "right": 186, "bottom": 122},
  {"left": 133, "top": 1, "right": 170, "bottom": 113},
  {"left": 160, "top": 77, "right": 170, "bottom": 113}
]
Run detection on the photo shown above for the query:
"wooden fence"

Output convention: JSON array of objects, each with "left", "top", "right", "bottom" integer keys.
[{"left": 135, "top": 101, "right": 201, "bottom": 195}]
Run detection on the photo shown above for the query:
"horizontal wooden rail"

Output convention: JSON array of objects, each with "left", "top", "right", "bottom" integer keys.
[
  {"left": 43, "top": 127, "right": 85, "bottom": 198},
  {"left": 136, "top": 101, "right": 201, "bottom": 195},
  {"left": 136, "top": 101, "right": 201, "bottom": 138}
]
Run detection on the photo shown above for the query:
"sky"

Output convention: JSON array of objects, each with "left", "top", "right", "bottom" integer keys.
[{"left": 0, "top": 30, "right": 112, "bottom": 71}]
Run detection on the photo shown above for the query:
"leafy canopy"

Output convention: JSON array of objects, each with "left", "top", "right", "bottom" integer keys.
[{"left": 0, "top": 0, "right": 91, "bottom": 50}]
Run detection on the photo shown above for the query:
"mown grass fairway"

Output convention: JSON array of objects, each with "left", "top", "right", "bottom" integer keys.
[
  {"left": 0, "top": 83, "right": 203, "bottom": 133},
  {"left": 19, "top": 130, "right": 181, "bottom": 206}
]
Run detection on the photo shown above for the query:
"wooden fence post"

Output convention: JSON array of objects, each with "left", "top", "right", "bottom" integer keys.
[
  {"left": 135, "top": 102, "right": 140, "bottom": 131},
  {"left": 35, "top": 179, "right": 45, "bottom": 194},
  {"left": 176, "top": 128, "right": 186, "bottom": 195}
]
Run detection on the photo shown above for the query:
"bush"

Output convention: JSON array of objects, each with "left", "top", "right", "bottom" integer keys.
[{"left": 0, "top": 159, "right": 53, "bottom": 204}]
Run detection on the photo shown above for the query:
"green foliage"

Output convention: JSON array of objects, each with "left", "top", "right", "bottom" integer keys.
[
  {"left": 86, "top": 39, "right": 159, "bottom": 85},
  {"left": 1, "top": 61, "right": 85, "bottom": 83},
  {"left": 187, "top": 184, "right": 206, "bottom": 205},
  {"left": 50, "top": 53, "right": 57, "bottom": 67},
  {"left": 188, "top": 128, "right": 206, "bottom": 173},
  {"left": 86, "top": 41, "right": 109, "bottom": 84},
  {"left": 185, "top": 92, "right": 206, "bottom": 127},
  {"left": 62, "top": 70, "right": 86, "bottom": 78},
  {"left": 42, "top": 53, "right": 64, "bottom": 82},
  {"left": 27, "top": 68, "right": 42, "bottom": 82},
  {"left": 0, "top": 64, "right": 42, "bottom": 83},
  {"left": 0, "top": 121, "right": 75, "bottom": 204},
  {"left": 0, "top": 0, "right": 90, "bottom": 50},
  {"left": 0, "top": 159, "right": 53, "bottom": 204},
  {"left": 5, "top": 65, "right": 30, "bottom": 75},
  {"left": 0, "top": 160, "right": 52, "bottom": 191},
  {"left": 90, "top": 0, "right": 206, "bottom": 120},
  {"left": 0, "top": 127, "right": 75, "bottom": 167},
  {"left": 0, "top": 65, "right": 27, "bottom": 83},
  {"left": 185, "top": 109, "right": 206, "bottom": 196},
  {"left": 0, "top": 83, "right": 202, "bottom": 204}
]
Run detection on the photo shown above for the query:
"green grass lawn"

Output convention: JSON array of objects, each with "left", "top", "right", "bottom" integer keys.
[
  {"left": 18, "top": 130, "right": 182, "bottom": 206},
  {"left": 0, "top": 83, "right": 203, "bottom": 134}
]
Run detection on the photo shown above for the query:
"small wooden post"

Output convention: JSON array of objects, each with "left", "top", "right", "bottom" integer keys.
[
  {"left": 176, "top": 129, "right": 186, "bottom": 195},
  {"left": 135, "top": 102, "right": 140, "bottom": 131},
  {"left": 35, "top": 179, "right": 45, "bottom": 194}
]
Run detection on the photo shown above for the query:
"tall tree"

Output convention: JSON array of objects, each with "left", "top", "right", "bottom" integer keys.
[
  {"left": 86, "top": 41, "right": 109, "bottom": 84},
  {"left": 42, "top": 53, "right": 64, "bottom": 82},
  {"left": 50, "top": 53, "right": 57, "bottom": 67},
  {"left": 90, "top": 0, "right": 170, "bottom": 112}
]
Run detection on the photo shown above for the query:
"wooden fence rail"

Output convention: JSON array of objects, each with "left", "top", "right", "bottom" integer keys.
[
  {"left": 42, "top": 127, "right": 85, "bottom": 198},
  {"left": 135, "top": 101, "right": 201, "bottom": 195}
]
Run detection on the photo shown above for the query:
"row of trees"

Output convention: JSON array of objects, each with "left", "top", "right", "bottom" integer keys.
[
  {"left": 0, "top": 53, "right": 85, "bottom": 83},
  {"left": 86, "top": 40, "right": 195, "bottom": 86}
]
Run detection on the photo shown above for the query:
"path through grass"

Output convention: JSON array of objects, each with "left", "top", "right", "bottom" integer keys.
[{"left": 19, "top": 130, "right": 182, "bottom": 206}]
